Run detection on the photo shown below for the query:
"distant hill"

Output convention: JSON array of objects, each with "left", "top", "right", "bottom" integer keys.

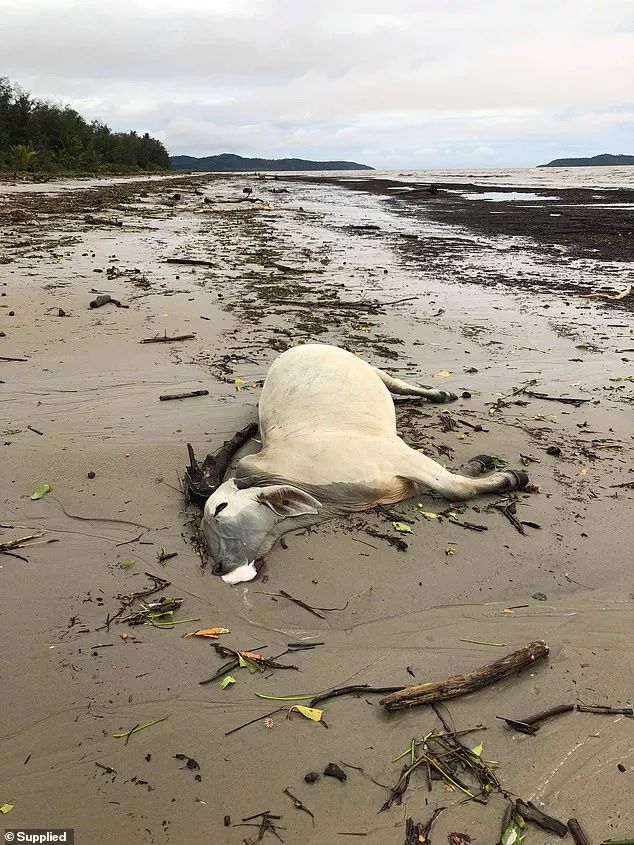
[
  {"left": 169, "top": 153, "right": 373, "bottom": 172},
  {"left": 539, "top": 153, "right": 634, "bottom": 168}
]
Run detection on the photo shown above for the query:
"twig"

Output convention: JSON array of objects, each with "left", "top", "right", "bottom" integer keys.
[
  {"left": 380, "top": 641, "right": 549, "bottom": 711},
  {"left": 283, "top": 788, "right": 314, "bottom": 824},
  {"left": 0, "top": 355, "right": 27, "bottom": 362},
  {"left": 159, "top": 389, "right": 209, "bottom": 401},
  {"left": 140, "top": 333, "right": 196, "bottom": 343},
  {"left": 498, "top": 703, "right": 574, "bottom": 733},
  {"left": 310, "top": 684, "right": 404, "bottom": 709},
  {"left": 577, "top": 704, "right": 633, "bottom": 716},
  {"left": 225, "top": 707, "right": 285, "bottom": 737},
  {"left": 164, "top": 258, "right": 215, "bottom": 266},
  {"left": 27, "top": 425, "right": 44, "bottom": 436},
  {"left": 277, "top": 590, "right": 326, "bottom": 619},
  {"left": 523, "top": 390, "right": 591, "bottom": 407}
]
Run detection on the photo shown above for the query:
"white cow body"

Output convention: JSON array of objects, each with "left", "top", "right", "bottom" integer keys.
[{"left": 201, "top": 344, "right": 528, "bottom": 583}]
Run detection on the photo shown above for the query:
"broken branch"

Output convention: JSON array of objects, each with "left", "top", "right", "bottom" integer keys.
[{"left": 379, "top": 641, "right": 549, "bottom": 712}]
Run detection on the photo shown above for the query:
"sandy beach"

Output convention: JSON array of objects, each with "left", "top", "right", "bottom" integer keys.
[{"left": 1, "top": 171, "right": 633, "bottom": 844}]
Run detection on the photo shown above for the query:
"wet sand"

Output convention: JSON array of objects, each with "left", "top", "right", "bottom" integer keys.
[{"left": 1, "top": 173, "right": 633, "bottom": 844}]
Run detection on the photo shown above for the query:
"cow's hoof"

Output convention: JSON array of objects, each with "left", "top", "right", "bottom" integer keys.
[
  {"left": 502, "top": 469, "right": 529, "bottom": 491},
  {"left": 463, "top": 454, "right": 497, "bottom": 476},
  {"left": 430, "top": 390, "right": 458, "bottom": 404}
]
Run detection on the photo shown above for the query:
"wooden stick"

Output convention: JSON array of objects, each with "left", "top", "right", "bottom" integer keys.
[
  {"left": 516, "top": 800, "right": 567, "bottom": 837},
  {"left": 164, "top": 258, "right": 215, "bottom": 267},
  {"left": 379, "top": 641, "right": 549, "bottom": 712},
  {"left": 140, "top": 333, "right": 196, "bottom": 343},
  {"left": 159, "top": 389, "right": 209, "bottom": 401},
  {"left": 0, "top": 355, "right": 28, "bottom": 362},
  {"left": 568, "top": 818, "right": 592, "bottom": 845}
]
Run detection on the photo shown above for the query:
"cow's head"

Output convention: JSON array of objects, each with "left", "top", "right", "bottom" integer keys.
[{"left": 201, "top": 478, "right": 322, "bottom": 584}]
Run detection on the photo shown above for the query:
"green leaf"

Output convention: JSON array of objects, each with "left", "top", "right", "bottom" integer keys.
[
  {"left": 238, "top": 653, "right": 260, "bottom": 673},
  {"left": 392, "top": 521, "right": 413, "bottom": 534},
  {"left": 147, "top": 609, "right": 173, "bottom": 619},
  {"left": 470, "top": 742, "right": 483, "bottom": 757},
  {"left": 30, "top": 483, "right": 51, "bottom": 500},
  {"left": 221, "top": 675, "right": 237, "bottom": 689},
  {"left": 501, "top": 813, "right": 525, "bottom": 845},
  {"left": 254, "top": 692, "right": 313, "bottom": 701},
  {"left": 418, "top": 509, "right": 439, "bottom": 520},
  {"left": 0, "top": 803, "right": 14, "bottom": 815},
  {"left": 121, "top": 559, "right": 135, "bottom": 569}
]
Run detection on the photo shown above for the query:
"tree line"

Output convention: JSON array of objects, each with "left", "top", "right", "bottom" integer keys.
[{"left": 0, "top": 78, "right": 170, "bottom": 173}]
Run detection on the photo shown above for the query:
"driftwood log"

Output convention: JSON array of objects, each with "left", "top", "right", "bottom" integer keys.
[
  {"left": 184, "top": 422, "right": 258, "bottom": 506},
  {"left": 380, "top": 641, "right": 549, "bottom": 712}
]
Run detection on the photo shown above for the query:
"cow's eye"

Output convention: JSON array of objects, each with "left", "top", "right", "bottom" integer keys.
[{"left": 214, "top": 502, "right": 228, "bottom": 517}]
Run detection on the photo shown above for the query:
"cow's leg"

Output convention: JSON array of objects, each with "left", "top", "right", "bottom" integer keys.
[
  {"left": 398, "top": 448, "right": 528, "bottom": 501},
  {"left": 374, "top": 367, "right": 457, "bottom": 404},
  {"left": 455, "top": 454, "right": 499, "bottom": 478}
]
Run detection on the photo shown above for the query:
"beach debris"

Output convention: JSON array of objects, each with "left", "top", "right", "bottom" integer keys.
[
  {"left": 500, "top": 804, "right": 526, "bottom": 845},
  {"left": 164, "top": 257, "right": 215, "bottom": 267},
  {"left": 159, "top": 389, "right": 209, "bottom": 401},
  {"left": 113, "top": 715, "right": 168, "bottom": 744},
  {"left": 516, "top": 799, "right": 568, "bottom": 837},
  {"left": 404, "top": 809, "right": 445, "bottom": 845},
  {"left": 89, "top": 294, "right": 128, "bottom": 309},
  {"left": 445, "top": 544, "right": 456, "bottom": 555},
  {"left": 309, "top": 683, "right": 403, "bottom": 709},
  {"left": 0, "top": 532, "right": 44, "bottom": 563},
  {"left": 304, "top": 771, "right": 320, "bottom": 783},
  {"left": 140, "top": 333, "right": 196, "bottom": 343},
  {"left": 449, "top": 834, "right": 472, "bottom": 845},
  {"left": 184, "top": 627, "right": 230, "bottom": 639},
  {"left": 0, "top": 802, "right": 14, "bottom": 815},
  {"left": 121, "top": 596, "right": 183, "bottom": 625},
  {"left": 87, "top": 470, "right": 96, "bottom": 479},
  {"left": 497, "top": 703, "right": 574, "bottom": 734},
  {"left": 199, "top": 644, "right": 298, "bottom": 685},
  {"left": 434, "top": 370, "right": 451, "bottom": 379},
  {"left": 546, "top": 445, "right": 562, "bottom": 456},
  {"left": 283, "top": 787, "right": 315, "bottom": 823},
  {"left": 184, "top": 423, "right": 258, "bottom": 506},
  {"left": 324, "top": 762, "right": 347, "bottom": 782},
  {"left": 120, "top": 558, "right": 135, "bottom": 569},
  {"left": 393, "top": 521, "right": 413, "bottom": 534},
  {"left": 27, "top": 424, "right": 44, "bottom": 436},
  {"left": 576, "top": 704, "right": 633, "bottom": 716},
  {"left": 221, "top": 675, "right": 237, "bottom": 689},
  {"left": 524, "top": 389, "right": 590, "bottom": 407},
  {"left": 224, "top": 707, "right": 285, "bottom": 737},
  {"left": 532, "top": 591, "right": 547, "bottom": 601},
  {"left": 157, "top": 548, "right": 177, "bottom": 564},
  {"left": 0, "top": 355, "right": 27, "bottom": 362},
  {"left": 365, "top": 526, "right": 408, "bottom": 551},
  {"left": 30, "top": 483, "right": 51, "bottom": 500},
  {"left": 380, "top": 640, "right": 549, "bottom": 711},
  {"left": 173, "top": 753, "right": 200, "bottom": 770},
  {"left": 103, "top": 572, "right": 170, "bottom": 629},
  {"left": 235, "top": 810, "right": 284, "bottom": 842},
  {"left": 289, "top": 705, "right": 323, "bottom": 723},
  {"left": 582, "top": 284, "right": 633, "bottom": 301},
  {"left": 568, "top": 818, "right": 592, "bottom": 845}
]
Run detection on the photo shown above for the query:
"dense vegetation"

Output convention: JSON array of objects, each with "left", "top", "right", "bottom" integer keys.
[{"left": 0, "top": 78, "right": 170, "bottom": 173}]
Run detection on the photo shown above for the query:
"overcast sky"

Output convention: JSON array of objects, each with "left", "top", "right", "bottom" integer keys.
[{"left": 2, "top": 0, "right": 633, "bottom": 167}]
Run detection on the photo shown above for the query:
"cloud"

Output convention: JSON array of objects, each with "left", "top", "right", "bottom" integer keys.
[{"left": 2, "top": 0, "right": 633, "bottom": 166}]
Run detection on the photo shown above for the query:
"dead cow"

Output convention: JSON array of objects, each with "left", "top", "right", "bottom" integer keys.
[{"left": 202, "top": 343, "right": 528, "bottom": 583}]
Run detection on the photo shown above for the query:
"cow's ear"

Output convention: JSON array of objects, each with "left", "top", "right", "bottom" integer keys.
[{"left": 257, "top": 486, "right": 321, "bottom": 518}]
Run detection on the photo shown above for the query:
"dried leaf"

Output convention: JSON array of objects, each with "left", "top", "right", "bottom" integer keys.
[
  {"left": 30, "top": 483, "right": 51, "bottom": 500},
  {"left": 234, "top": 377, "right": 246, "bottom": 385},
  {"left": 186, "top": 627, "right": 230, "bottom": 639},
  {"left": 417, "top": 508, "right": 439, "bottom": 520},
  {"left": 238, "top": 653, "right": 260, "bottom": 673},
  {"left": 445, "top": 544, "right": 456, "bottom": 556},
  {"left": 393, "top": 521, "right": 413, "bottom": 534},
  {"left": 433, "top": 370, "right": 451, "bottom": 379},
  {"left": 501, "top": 812, "right": 525, "bottom": 845},
  {"left": 290, "top": 705, "right": 323, "bottom": 722},
  {"left": 221, "top": 675, "right": 237, "bottom": 689}
]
